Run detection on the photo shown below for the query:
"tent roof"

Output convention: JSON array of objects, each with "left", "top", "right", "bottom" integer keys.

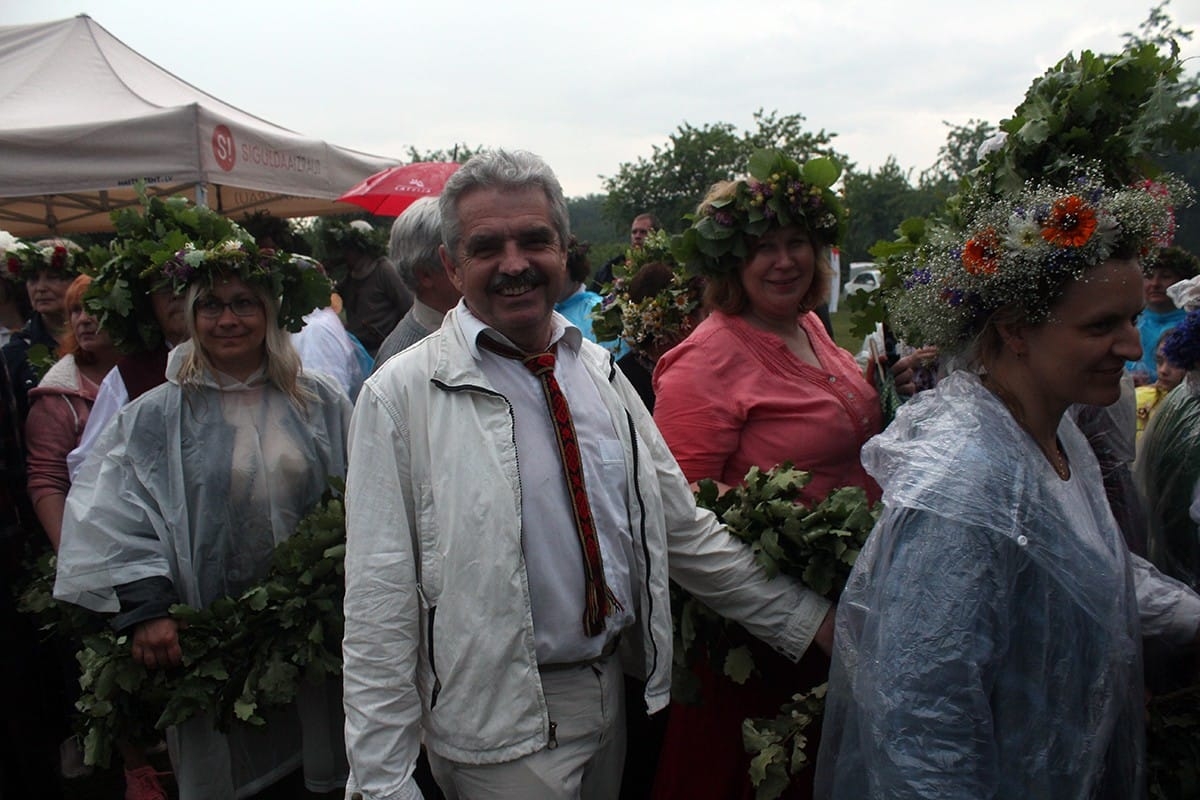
[{"left": 0, "top": 15, "right": 398, "bottom": 236}]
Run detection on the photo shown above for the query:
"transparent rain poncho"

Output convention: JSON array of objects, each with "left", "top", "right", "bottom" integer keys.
[
  {"left": 1137, "top": 374, "right": 1200, "bottom": 588},
  {"left": 815, "top": 371, "right": 1200, "bottom": 800},
  {"left": 54, "top": 342, "right": 352, "bottom": 800}
]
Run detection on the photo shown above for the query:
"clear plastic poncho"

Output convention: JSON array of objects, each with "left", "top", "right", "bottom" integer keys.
[
  {"left": 815, "top": 370, "right": 1198, "bottom": 800},
  {"left": 54, "top": 342, "right": 352, "bottom": 800},
  {"left": 1137, "top": 373, "right": 1200, "bottom": 588}
]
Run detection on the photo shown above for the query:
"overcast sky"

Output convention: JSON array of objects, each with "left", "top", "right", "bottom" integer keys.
[{"left": 3, "top": 0, "right": 1198, "bottom": 197}]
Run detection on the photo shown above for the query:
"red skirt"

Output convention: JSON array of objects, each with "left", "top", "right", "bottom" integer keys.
[{"left": 651, "top": 638, "right": 829, "bottom": 800}]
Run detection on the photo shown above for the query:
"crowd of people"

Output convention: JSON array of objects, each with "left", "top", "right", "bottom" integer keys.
[{"left": 4, "top": 88, "right": 1200, "bottom": 800}]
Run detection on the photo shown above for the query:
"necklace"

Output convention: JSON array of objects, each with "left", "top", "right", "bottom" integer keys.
[
  {"left": 980, "top": 374, "right": 1070, "bottom": 480},
  {"left": 1048, "top": 444, "right": 1070, "bottom": 481}
]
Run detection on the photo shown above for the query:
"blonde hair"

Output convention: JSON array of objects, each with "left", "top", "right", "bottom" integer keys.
[{"left": 178, "top": 279, "right": 314, "bottom": 408}]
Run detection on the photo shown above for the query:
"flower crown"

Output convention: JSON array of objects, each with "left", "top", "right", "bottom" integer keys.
[
  {"left": 314, "top": 218, "right": 387, "bottom": 283},
  {"left": 887, "top": 169, "right": 1192, "bottom": 353},
  {"left": 86, "top": 194, "right": 256, "bottom": 352},
  {"left": 672, "top": 149, "right": 846, "bottom": 276},
  {"left": 4, "top": 238, "right": 89, "bottom": 280},
  {"left": 592, "top": 230, "right": 704, "bottom": 354},
  {"left": 161, "top": 240, "right": 333, "bottom": 333}
]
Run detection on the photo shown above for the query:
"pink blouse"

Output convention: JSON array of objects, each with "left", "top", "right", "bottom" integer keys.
[{"left": 652, "top": 310, "right": 881, "bottom": 503}]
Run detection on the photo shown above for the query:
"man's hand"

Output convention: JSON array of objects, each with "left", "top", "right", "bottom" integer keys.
[
  {"left": 813, "top": 606, "right": 836, "bottom": 657},
  {"left": 131, "top": 617, "right": 182, "bottom": 669}
]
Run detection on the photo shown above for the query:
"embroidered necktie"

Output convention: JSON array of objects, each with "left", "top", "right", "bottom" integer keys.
[{"left": 478, "top": 335, "right": 617, "bottom": 637}]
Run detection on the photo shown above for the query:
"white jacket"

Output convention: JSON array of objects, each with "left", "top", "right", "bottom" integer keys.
[{"left": 342, "top": 308, "right": 830, "bottom": 800}]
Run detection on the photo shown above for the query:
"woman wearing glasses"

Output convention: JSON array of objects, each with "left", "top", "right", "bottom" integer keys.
[{"left": 55, "top": 242, "right": 352, "bottom": 800}]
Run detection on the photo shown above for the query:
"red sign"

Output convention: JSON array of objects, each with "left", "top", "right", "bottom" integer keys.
[{"left": 212, "top": 125, "right": 236, "bottom": 172}]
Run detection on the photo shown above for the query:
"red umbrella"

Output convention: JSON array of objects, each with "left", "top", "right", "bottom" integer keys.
[{"left": 337, "top": 161, "right": 461, "bottom": 216}]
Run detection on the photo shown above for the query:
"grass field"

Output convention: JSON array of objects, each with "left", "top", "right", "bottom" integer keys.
[{"left": 829, "top": 308, "right": 866, "bottom": 353}]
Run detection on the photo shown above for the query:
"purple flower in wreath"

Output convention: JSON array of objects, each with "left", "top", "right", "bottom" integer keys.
[
  {"left": 712, "top": 210, "right": 735, "bottom": 227},
  {"left": 162, "top": 251, "right": 197, "bottom": 283},
  {"left": 903, "top": 268, "right": 933, "bottom": 289},
  {"left": 763, "top": 205, "right": 778, "bottom": 222},
  {"left": 748, "top": 180, "right": 773, "bottom": 205}
]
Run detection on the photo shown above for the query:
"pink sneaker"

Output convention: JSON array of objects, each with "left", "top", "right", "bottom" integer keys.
[{"left": 124, "top": 764, "right": 169, "bottom": 800}]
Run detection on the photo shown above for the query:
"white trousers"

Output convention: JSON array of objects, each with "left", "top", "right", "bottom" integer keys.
[{"left": 427, "top": 656, "right": 626, "bottom": 800}]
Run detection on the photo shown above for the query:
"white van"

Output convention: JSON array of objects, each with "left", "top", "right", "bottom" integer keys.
[{"left": 842, "top": 268, "right": 881, "bottom": 298}]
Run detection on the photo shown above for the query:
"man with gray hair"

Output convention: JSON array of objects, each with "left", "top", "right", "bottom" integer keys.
[
  {"left": 372, "top": 198, "right": 463, "bottom": 371},
  {"left": 342, "top": 149, "right": 833, "bottom": 800}
]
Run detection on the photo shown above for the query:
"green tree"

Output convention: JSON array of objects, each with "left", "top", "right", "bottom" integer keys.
[
  {"left": 842, "top": 158, "right": 942, "bottom": 269},
  {"left": 404, "top": 144, "right": 482, "bottom": 164},
  {"left": 601, "top": 110, "right": 846, "bottom": 233},
  {"left": 1123, "top": 1, "right": 1194, "bottom": 66},
  {"left": 567, "top": 194, "right": 624, "bottom": 267},
  {"left": 918, "top": 119, "right": 998, "bottom": 194}
]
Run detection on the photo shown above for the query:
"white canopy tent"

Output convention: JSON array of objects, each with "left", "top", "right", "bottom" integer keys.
[{"left": 0, "top": 15, "right": 398, "bottom": 236}]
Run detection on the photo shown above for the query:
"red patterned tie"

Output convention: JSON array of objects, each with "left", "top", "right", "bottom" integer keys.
[{"left": 479, "top": 335, "right": 617, "bottom": 637}]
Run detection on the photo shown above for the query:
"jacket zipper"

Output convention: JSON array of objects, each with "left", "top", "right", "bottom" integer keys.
[
  {"left": 427, "top": 604, "right": 442, "bottom": 709},
  {"left": 625, "top": 411, "right": 659, "bottom": 678}
]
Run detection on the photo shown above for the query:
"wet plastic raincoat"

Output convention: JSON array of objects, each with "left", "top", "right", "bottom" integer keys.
[
  {"left": 1138, "top": 375, "right": 1200, "bottom": 587},
  {"left": 54, "top": 342, "right": 352, "bottom": 800},
  {"left": 815, "top": 371, "right": 1200, "bottom": 800}
]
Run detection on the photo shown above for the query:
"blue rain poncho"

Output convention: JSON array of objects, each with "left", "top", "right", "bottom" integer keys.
[
  {"left": 815, "top": 371, "right": 1200, "bottom": 800},
  {"left": 55, "top": 342, "right": 352, "bottom": 800}
]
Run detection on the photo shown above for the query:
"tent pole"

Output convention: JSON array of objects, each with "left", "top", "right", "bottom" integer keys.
[{"left": 195, "top": 183, "right": 208, "bottom": 208}]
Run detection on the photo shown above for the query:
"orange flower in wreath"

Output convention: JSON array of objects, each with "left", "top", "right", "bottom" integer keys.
[
  {"left": 962, "top": 228, "right": 1000, "bottom": 276},
  {"left": 1041, "top": 195, "right": 1098, "bottom": 247}
]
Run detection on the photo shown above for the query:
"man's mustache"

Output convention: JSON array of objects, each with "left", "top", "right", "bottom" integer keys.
[{"left": 489, "top": 269, "right": 547, "bottom": 293}]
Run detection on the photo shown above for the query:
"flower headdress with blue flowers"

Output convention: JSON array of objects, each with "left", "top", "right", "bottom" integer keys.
[
  {"left": 879, "top": 43, "right": 1198, "bottom": 354},
  {"left": 887, "top": 170, "right": 1190, "bottom": 352}
]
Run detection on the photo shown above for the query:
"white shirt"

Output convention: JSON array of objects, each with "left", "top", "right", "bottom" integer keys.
[
  {"left": 456, "top": 304, "right": 636, "bottom": 664},
  {"left": 411, "top": 297, "right": 447, "bottom": 333},
  {"left": 290, "top": 306, "right": 364, "bottom": 402}
]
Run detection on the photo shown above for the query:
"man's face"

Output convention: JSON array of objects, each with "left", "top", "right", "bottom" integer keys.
[
  {"left": 1144, "top": 267, "right": 1184, "bottom": 313},
  {"left": 151, "top": 288, "right": 189, "bottom": 344},
  {"left": 441, "top": 186, "right": 567, "bottom": 352},
  {"left": 631, "top": 216, "right": 654, "bottom": 248},
  {"left": 418, "top": 263, "right": 462, "bottom": 314}
]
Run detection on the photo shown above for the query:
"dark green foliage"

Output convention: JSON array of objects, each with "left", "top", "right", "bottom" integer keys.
[
  {"left": 21, "top": 484, "right": 347, "bottom": 768},
  {"left": 674, "top": 465, "right": 880, "bottom": 798},
  {"left": 1148, "top": 684, "right": 1200, "bottom": 799}
]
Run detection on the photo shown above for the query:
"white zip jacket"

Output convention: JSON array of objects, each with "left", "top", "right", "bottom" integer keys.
[{"left": 342, "top": 308, "right": 831, "bottom": 800}]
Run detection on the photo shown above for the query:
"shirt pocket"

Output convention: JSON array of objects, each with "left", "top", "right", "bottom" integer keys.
[{"left": 598, "top": 438, "right": 628, "bottom": 481}]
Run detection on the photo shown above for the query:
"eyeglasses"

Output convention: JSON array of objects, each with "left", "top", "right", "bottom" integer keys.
[{"left": 194, "top": 296, "right": 263, "bottom": 319}]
